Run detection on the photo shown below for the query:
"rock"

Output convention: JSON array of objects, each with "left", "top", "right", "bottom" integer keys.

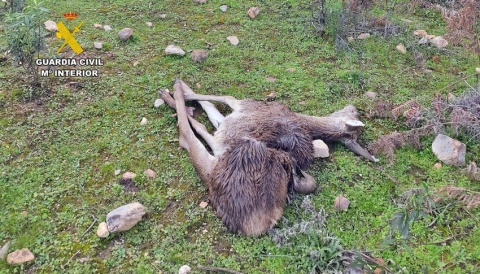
[
  {"left": 347, "top": 36, "right": 354, "bottom": 43},
  {"left": 93, "top": 23, "right": 102, "bottom": 29},
  {"left": 286, "top": 68, "right": 296, "bottom": 73},
  {"left": 265, "top": 76, "right": 277, "bottom": 83},
  {"left": 0, "top": 241, "right": 11, "bottom": 260},
  {"left": 165, "top": 45, "right": 185, "bottom": 56},
  {"left": 220, "top": 5, "right": 228, "bottom": 12},
  {"left": 264, "top": 92, "right": 276, "bottom": 100},
  {"left": 94, "top": 42, "right": 103, "bottom": 50},
  {"left": 418, "top": 37, "right": 429, "bottom": 45},
  {"left": 193, "top": 0, "right": 206, "bottom": 3},
  {"left": 364, "top": 91, "right": 377, "bottom": 98},
  {"left": 199, "top": 201, "right": 208, "bottom": 208},
  {"left": 357, "top": 33, "right": 370, "bottom": 39},
  {"left": 414, "top": 30, "right": 427, "bottom": 37},
  {"left": 114, "top": 169, "right": 121, "bottom": 176},
  {"left": 106, "top": 202, "right": 146, "bottom": 233},
  {"left": 154, "top": 99, "right": 165, "bottom": 108},
  {"left": 44, "top": 20, "right": 57, "bottom": 32},
  {"left": 191, "top": 49, "right": 209, "bottom": 63},
  {"left": 179, "top": 265, "right": 191, "bottom": 274},
  {"left": 447, "top": 92, "right": 456, "bottom": 103},
  {"left": 396, "top": 43, "right": 406, "bottom": 54},
  {"left": 146, "top": 22, "right": 153, "bottom": 27},
  {"left": 118, "top": 28, "right": 133, "bottom": 41},
  {"left": 122, "top": 172, "right": 136, "bottom": 180},
  {"left": 103, "top": 25, "right": 112, "bottom": 31},
  {"left": 247, "top": 7, "right": 260, "bottom": 19},
  {"left": 432, "top": 134, "right": 466, "bottom": 166},
  {"left": 226, "top": 36, "right": 239, "bottom": 46},
  {"left": 96, "top": 222, "right": 110, "bottom": 238},
  {"left": 144, "top": 168, "right": 157, "bottom": 179},
  {"left": 334, "top": 195, "right": 350, "bottom": 211},
  {"left": 476, "top": 68, "right": 480, "bottom": 74},
  {"left": 159, "top": 14, "right": 167, "bottom": 19},
  {"left": 430, "top": 36, "right": 448, "bottom": 48},
  {"left": 433, "top": 162, "right": 442, "bottom": 170},
  {"left": 312, "top": 139, "right": 329, "bottom": 158},
  {"left": 140, "top": 117, "right": 148, "bottom": 125},
  {"left": 7, "top": 248, "right": 35, "bottom": 265},
  {"left": 401, "top": 19, "right": 413, "bottom": 24}
]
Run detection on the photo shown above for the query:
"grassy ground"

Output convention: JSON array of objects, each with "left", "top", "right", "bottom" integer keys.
[{"left": 1, "top": 0, "right": 479, "bottom": 273}]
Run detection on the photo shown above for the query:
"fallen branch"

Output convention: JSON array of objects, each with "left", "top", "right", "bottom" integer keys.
[{"left": 80, "top": 215, "right": 97, "bottom": 239}]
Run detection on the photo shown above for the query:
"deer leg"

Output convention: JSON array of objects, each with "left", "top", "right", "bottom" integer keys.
[
  {"left": 172, "top": 80, "right": 217, "bottom": 184},
  {"left": 196, "top": 101, "right": 225, "bottom": 129},
  {"left": 179, "top": 80, "right": 243, "bottom": 112},
  {"left": 159, "top": 89, "right": 224, "bottom": 155}
]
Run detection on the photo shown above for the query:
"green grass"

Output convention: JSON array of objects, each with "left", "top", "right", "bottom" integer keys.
[{"left": 1, "top": 0, "right": 480, "bottom": 273}]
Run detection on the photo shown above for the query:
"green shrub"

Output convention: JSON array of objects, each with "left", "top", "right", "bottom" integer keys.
[{"left": 4, "top": 0, "right": 48, "bottom": 84}]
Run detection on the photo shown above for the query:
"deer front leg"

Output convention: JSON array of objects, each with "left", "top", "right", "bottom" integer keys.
[{"left": 172, "top": 80, "right": 217, "bottom": 184}]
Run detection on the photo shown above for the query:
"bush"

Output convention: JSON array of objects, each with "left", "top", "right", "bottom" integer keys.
[{"left": 4, "top": 0, "right": 49, "bottom": 84}]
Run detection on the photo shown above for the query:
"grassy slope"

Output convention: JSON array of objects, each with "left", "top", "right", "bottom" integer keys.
[{"left": 1, "top": 0, "right": 479, "bottom": 273}]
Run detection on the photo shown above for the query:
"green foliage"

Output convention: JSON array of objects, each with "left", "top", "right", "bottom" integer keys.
[
  {"left": 386, "top": 183, "right": 434, "bottom": 241},
  {"left": 4, "top": 0, "right": 48, "bottom": 84}
]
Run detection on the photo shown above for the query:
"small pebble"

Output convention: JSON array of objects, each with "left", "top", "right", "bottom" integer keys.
[{"left": 154, "top": 99, "right": 164, "bottom": 108}]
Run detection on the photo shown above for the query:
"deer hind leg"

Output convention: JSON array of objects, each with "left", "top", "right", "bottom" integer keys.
[
  {"left": 179, "top": 80, "right": 243, "bottom": 112},
  {"left": 159, "top": 88, "right": 224, "bottom": 156},
  {"left": 172, "top": 80, "right": 217, "bottom": 184}
]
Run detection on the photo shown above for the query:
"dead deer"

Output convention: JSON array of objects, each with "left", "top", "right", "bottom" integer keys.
[{"left": 159, "top": 79, "right": 377, "bottom": 236}]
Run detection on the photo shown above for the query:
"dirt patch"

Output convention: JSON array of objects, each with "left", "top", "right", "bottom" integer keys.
[{"left": 118, "top": 179, "right": 140, "bottom": 193}]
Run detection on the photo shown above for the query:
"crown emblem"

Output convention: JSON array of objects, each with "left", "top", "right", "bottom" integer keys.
[{"left": 63, "top": 11, "right": 78, "bottom": 21}]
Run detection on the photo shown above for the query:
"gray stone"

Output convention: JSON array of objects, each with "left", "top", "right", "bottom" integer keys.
[
  {"left": 191, "top": 49, "right": 209, "bottom": 63},
  {"left": 103, "top": 25, "right": 112, "bottom": 31},
  {"left": 144, "top": 168, "right": 157, "bottom": 179},
  {"left": 357, "top": 33, "right": 370, "bottom": 40},
  {"left": 220, "top": 5, "right": 228, "bottom": 12},
  {"left": 118, "top": 28, "right": 133, "bottom": 41},
  {"left": 0, "top": 241, "right": 11, "bottom": 260},
  {"left": 106, "top": 202, "right": 146, "bottom": 233},
  {"left": 165, "top": 45, "right": 185, "bottom": 56},
  {"left": 96, "top": 222, "right": 109, "bottom": 238},
  {"left": 312, "top": 139, "right": 329, "bottom": 158},
  {"left": 226, "top": 36, "right": 239, "bottom": 46},
  {"left": 247, "top": 7, "right": 260, "bottom": 19},
  {"left": 179, "top": 265, "right": 191, "bottom": 274},
  {"left": 44, "top": 20, "right": 58, "bottom": 32},
  {"left": 7, "top": 248, "right": 34, "bottom": 265},
  {"left": 364, "top": 91, "right": 377, "bottom": 98},
  {"left": 94, "top": 42, "right": 103, "bottom": 49},
  {"left": 432, "top": 134, "right": 466, "bottom": 166},
  {"left": 154, "top": 99, "right": 165, "bottom": 108}
]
